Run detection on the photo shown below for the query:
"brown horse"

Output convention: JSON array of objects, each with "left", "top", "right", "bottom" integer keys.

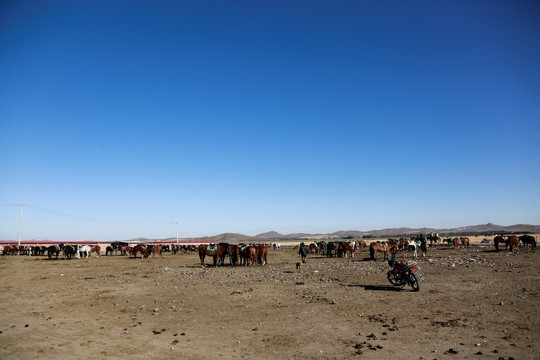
[
  {"left": 228, "top": 244, "right": 239, "bottom": 266},
  {"left": 116, "top": 246, "right": 129, "bottom": 256},
  {"left": 460, "top": 237, "right": 470, "bottom": 248},
  {"left": 338, "top": 241, "right": 355, "bottom": 258},
  {"left": 369, "top": 241, "right": 398, "bottom": 260},
  {"left": 396, "top": 238, "right": 407, "bottom": 250},
  {"left": 216, "top": 243, "right": 231, "bottom": 266},
  {"left": 494, "top": 235, "right": 519, "bottom": 251},
  {"left": 143, "top": 245, "right": 163, "bottom": 258},
  {"left": 507, "top": 236, "right": 519, "bottom": 252},
  {"left": 132, "top": 244, "right": 146, "bottom": 258},
  {"left": 238, "top": 244, "right": 257, "bottom": 266},
  {"left": 91, "top": 245, "right": 101, "bottom": 257},
  {"left": 257, "top": 245, "right": 268, "bottom": 265},
  {"left": 494, "top": 236, "right": 506, "bottom": 251},
  {"left": 198, "top": 244, "right": 218, "bottom": 267}
]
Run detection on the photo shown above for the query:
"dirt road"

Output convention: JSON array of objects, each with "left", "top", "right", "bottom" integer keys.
[{"left": 0, "top": 244, "right": 538, "bottom": 359}]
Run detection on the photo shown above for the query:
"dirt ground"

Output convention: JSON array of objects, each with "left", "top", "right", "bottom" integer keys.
[{"left": 0, "top": 242, "right": 538, "bottom": 360}]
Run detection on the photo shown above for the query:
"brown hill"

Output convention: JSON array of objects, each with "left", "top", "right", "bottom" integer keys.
[{"left": 255, "top": 231, "right": 285, "bottom": 239}]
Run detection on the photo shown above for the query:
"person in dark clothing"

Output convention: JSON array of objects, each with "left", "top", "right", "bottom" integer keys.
[{"left": 299, "top": 242, "right": 308, "bottom": 264}]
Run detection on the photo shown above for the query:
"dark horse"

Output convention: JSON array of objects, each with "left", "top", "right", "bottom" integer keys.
[
  {"left": 326, "top": 242, "right": 338, "bottom": 258},
  {"left": 299, "top": 243, "right": 308, "bottom": 264},
  {"left": 417, "top": 236, "right": 428, "bottom": 257},
  {"left": 47, "top": 244, "right": 61, "bottom": 259},
  {"left": 427, "top": 234, "right": 441, "bottom": 246},
  {"left": 519, "top": 235, "right": 536, "bottom": 249},
  {"left": 63, "top": 244, "right": 77, "bottom": 259},
  {"left": 228, "top": 244, "right": 239, "bottom": 266}
]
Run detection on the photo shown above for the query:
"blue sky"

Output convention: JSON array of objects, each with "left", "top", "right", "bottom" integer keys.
[{"left": 1, "top": 1, "right": 539, "bottom": 241}]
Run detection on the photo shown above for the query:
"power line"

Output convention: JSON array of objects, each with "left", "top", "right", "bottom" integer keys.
[{"left": 21, "top": 205, "right": 167, "bottom": 226}]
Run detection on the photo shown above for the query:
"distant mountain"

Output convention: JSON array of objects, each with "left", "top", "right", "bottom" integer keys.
[
  {"left": 439, "top": 223, "right": 505, "bottom": 233},
  {"left": 3, "top": 223, "right": 538, "bottom": 244},
  {"left": 361, "top": 223, "right": 539, "bottom": 236},
  {"left": 277, "top": 223, "right": 540, "bottom": 239},
  {"left": 499, "top": 224, "right": 540, "bottom": 232},
  {"left": 331, "top": 230, "right": 364, "bottom": 237},
  {"left": 255, "top": 231, "right": 284, "bottom": 239},
  {"left": 195, "top": 233, "right": 255, "bottom": 243}
]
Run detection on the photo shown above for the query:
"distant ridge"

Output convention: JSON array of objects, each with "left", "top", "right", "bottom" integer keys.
[
  {"left": 255, "top": 231, "right": 284, "bottom": 239},
  {"left": 271, "top": 223, "right": 540, "bottom": 239},
  {"left": 2, "top": 223, "right": 538, "bottom": 244}
]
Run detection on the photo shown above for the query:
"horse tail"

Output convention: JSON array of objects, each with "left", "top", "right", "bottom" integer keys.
[{"left": 369, "top": 244, "right": 375, "bottom": 259}]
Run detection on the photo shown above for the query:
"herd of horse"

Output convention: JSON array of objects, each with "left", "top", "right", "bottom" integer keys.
[
  {"left": 197, "top": 243, "right": 268, "bottom": 267},
  {"left": 493, "top": 235, "right": 536, "bottom": 251},
  {"left": 300, "top": 234, "right": 537, "bottom": 261},
  {"left": 0, "top": 235, "right": 536, "bottom": 262},
  {"left": 0, "top": 244, "right": 102, "bottom": 259},
  {"left": 297, "top": 238, "right": 427, "bottom": 260},
  {"left": 0, "top": 241, "right": 273, "bottom": 266}
]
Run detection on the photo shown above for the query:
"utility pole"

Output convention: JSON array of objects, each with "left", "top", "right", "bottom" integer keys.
[
  {"left": 172, "top": 221, "right": 179, "bottom": 245},
  {"left": 18, "top": 204, "right": 24, "bottom": 247}
]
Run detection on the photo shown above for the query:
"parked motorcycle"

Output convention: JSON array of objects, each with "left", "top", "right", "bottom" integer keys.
[{"left": 387, "top": 250, "right": 423, "bottom": 291}]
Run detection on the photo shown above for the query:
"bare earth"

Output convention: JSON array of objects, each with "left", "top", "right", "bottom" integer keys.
[{"left": 0, "top": 244, "right": 538, "bottom": 360}]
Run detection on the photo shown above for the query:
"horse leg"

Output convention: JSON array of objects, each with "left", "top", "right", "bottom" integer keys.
[{"left": 201, "top": 254, "right": 206, "bottom": 268}]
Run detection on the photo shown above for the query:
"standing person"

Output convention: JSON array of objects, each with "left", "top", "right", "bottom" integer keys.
[{"left": 299, "top": 242, "right": 308, "bottom": 264}]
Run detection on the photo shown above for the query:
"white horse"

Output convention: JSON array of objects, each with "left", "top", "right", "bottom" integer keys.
[
  {"left": 78, "top": 245, "right": 92, "bottom": 259},
  {"left": 405, "top": 240, "right": 418, "bottom": 258}
]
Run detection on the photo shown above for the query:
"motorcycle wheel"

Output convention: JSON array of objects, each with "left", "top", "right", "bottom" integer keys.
[
  {"left": 409, "top": 272, "right": 420, "bottom": 292},
  {"left": 387, "top": 271, "right": 403, "bottom": 286}
]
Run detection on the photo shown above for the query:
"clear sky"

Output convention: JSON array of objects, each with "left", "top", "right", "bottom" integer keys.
[{"left": 1, "top": 1, "right": 539, "bottom": 241}]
